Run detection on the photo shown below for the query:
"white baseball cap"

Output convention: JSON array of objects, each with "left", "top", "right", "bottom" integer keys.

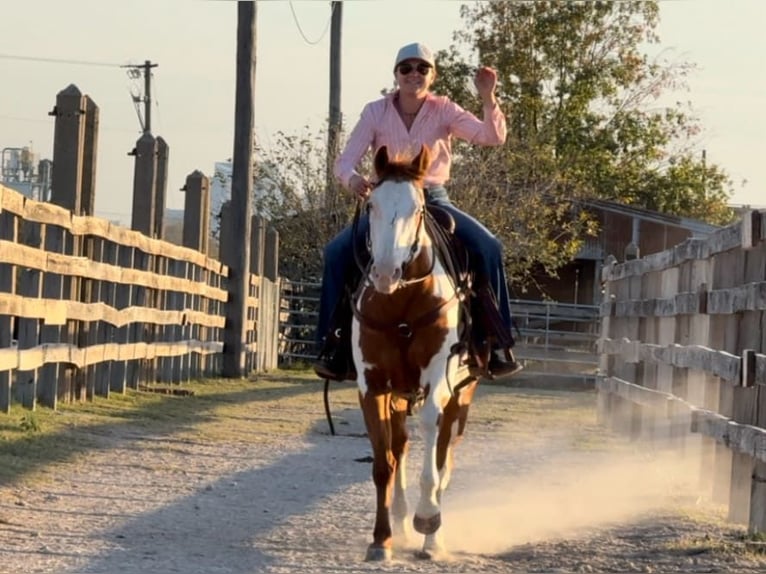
[{"left": 393, "top": 42, "right": 435, "bottom": 70}]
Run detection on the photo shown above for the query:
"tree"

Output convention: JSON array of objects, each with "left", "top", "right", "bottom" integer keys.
[
  {"left": 250, "top": 127, "right": 356, "bottom": 280},
  {"left": 432, "top": 0, "right": 734, "bottom": 283}
]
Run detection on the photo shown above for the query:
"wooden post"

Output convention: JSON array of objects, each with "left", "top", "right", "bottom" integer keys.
[
  {"left": 182, "top": 170, "right": 210, "bottom": 254},
  {"left": 264, "top": 226, "right": 279, "bottom": 283},
  {"left": 80, "top": 95, "right": 99, "bottom": 216},
  {"left": 130, "top": 133, "right": 157, "bottom": 237},
  {"left": 37, "top": 220, "right": 65, "bottom": 408},
  {"left": 77, "top": 235, "right": 100, "bottom": 399},
  {"left": 596, "top": 260, "right": 615, "bottom": 426},
  {"left": 708, "top": 248, "right": 741, "bottom": 505},
  {"left": 746, "top": 225, "right": 766, "bottom": 531},
  {"left": 751, "top": 373, "right": 766, "bottom": 532},
  {"left": 247, "top": 216, "right": 265, "bottom": 372},
  {"left": 325, "top": 1, "right": 343, "bottom": 213},
  {"left": 223, "top": 1, "right": 257, "bottom": 378},
  {"left": 15, "top": 221, "right": 43, "bottom": 410},
  {"left": 154, "top": 136, "right": 169, "bottom": 240},
  {"left": 0, "top": 196, "right": 18, "bottom": 413},
  {"left": 250, "top": 215, "right": 265, "bottom": 277},
  {"left": 50, "top": 84, "right": 85, "bottom": 212},
  {"left": 95, "top": 239, "right": 118, "bottom": 398},
  {"left": 110, "top": 244, "right": 135, "bottom": 393}
]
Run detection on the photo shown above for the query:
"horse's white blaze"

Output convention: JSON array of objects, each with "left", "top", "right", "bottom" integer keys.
[{"left": 367, "top": 180, "right": 422, "bottom": 294}]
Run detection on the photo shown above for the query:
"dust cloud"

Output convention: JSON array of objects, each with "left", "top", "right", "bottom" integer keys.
[{"left": 443, "top": 442, "right": 702, "bottom": 555}]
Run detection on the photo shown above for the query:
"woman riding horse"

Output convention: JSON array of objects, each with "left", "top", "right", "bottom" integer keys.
[{"left": 315, "top": 42, "right": 521, "bottom": 381}]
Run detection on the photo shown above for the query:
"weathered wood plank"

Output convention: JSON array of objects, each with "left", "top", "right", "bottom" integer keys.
[
  {"left": 0, "top": 340, "right": 223, "bottom": 371},
  {"left": 0, "top": 240, "right": 227, "bottom": 301},
  {"left": 0, "top": 293, "right": 226, "bottom": 328},
  {"left": 0, "top": 184, "right": 225, "bottom": 274}
]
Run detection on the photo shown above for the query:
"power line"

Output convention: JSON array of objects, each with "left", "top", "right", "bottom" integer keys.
[
  {"left": 288, "top": 0, "right": 334, "bottom": 45},
  {"left": 0, "top": 52, "right": 122, "bottom": 68}
]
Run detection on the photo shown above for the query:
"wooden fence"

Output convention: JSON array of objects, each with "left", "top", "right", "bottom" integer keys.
[
  {"left": 0, "top": 183, "right": 280, "bottom": 413},
  {"left": 597, "top": 209, "right": 766, "bottom": 532},
  {"left": 278, "top": 279, "right": 600, "bottom": 377}
]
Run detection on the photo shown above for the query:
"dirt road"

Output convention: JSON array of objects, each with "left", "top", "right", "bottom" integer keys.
[{"left": 0, "top": 374, "right": 764, "bottom": 573}]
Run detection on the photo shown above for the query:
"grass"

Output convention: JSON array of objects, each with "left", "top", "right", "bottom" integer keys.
[{"left": 0, "top": 369, "right": 327, "bottom": 487}]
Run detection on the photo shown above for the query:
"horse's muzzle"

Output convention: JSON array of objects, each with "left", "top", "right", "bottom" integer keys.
[{"left": 370, "top": 263, "right": 402, "bottom": 294}]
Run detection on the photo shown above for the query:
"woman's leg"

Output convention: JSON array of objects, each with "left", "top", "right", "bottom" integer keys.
[
  {"left": 314, "top": 216, "right": 369, "bottom": 381},
  {"left": 316, "top": 217, "right": 369, "bottom": 346},
  {"left": 427, "top": 194, "right": 520, "bottom": 377},
  {"left": 428, "top": 197, "right": 513, "bottom": 334}
]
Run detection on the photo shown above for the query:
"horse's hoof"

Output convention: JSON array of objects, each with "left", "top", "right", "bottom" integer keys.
[
  {"left": 365, "top": 544, "right": 392, "bottom": 562},
  {"left": 413, "top": 512, "right": 441, "bottom": 535},
  {"left": 415, "top": 547, "right": 449, "bottom": 561}
]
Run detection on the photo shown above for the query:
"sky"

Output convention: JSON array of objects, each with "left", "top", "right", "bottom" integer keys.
[{"left": 1, "top": 0, "right": 764, "bottom": 226}]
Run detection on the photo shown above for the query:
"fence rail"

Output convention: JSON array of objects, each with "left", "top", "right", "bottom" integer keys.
[
  {"left": 277, "top": 279, "right": 601, "bottom": 374},
  {"left": 598, "top": 209, "right": 766, "bottom": 533},
  {"left": 0, "top": 184, "right": 280, "bottom": 413}
]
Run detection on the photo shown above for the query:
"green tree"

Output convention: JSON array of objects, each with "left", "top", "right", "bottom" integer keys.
[
  {"left": 249, "top": 127, "right": 357, "bottom": 280},
  {"left": 432, "top": 0, "right": 734, "bottom": 282}
]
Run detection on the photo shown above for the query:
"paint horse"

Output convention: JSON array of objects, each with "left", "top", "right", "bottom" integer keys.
[{"left": 351, "top": 145, "right": 478, "bottom": 561}]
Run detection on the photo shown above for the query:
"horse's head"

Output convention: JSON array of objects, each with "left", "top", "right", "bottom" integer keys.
[{"left": 366, "top": 145, "right": 430, "bottom": 294}]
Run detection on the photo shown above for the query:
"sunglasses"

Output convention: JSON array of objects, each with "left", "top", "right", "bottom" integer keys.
[{"left": 397, "top": 62, "right": 432, "bottom": 76}]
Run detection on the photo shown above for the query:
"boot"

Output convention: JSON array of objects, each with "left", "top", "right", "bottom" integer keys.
[
  {"left": 313, "top": 294, "right": 357, "bottom": 382},
  {"left": 313, "top": 350, "right": 357, "bottom": 382},
  {"left": 486, "top": 347, "right": 523, "bottom": 379},
  {"left": 313, "top": 329, "right": 357, "bottom": 382}
]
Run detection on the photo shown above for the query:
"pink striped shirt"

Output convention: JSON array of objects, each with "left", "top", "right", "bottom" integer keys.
[{"left": 334, "top": 91, "right": 507, "bottom": 189}]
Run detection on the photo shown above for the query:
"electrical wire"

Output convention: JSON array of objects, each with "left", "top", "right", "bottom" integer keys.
[
  {"left": 288, "top": 0, "right": 334, "bottom": 46},
  {"left": 0, "top": 53, "right": 121, "bottom": 68}
]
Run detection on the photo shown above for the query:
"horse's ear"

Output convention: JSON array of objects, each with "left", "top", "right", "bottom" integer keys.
[
  {"left": 412, "top": 145, "right": 430, "bottom": 177},
  {"left": 374, "top": 146, "right": 390, "bottom": 176}
]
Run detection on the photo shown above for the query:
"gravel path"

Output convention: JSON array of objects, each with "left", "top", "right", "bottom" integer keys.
[{"left": 0, "top": 379, "right": 764, "bottom": 573}]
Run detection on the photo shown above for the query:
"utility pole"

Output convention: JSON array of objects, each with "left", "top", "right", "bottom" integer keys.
[
  {"left": 326, "top": 1, "right": 342, "bottom": 212},
  {"left": 223, "top": 1, "right": 256, "bottom": 378},
  {"left": 123, "top": 60, "right": 158, "bottom": 134}
]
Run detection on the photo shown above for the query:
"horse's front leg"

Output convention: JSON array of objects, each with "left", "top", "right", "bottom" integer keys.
[
  {"left": 359, "top": 390, "right": 396, "bottom": 561},
  {"left": 413, "top": 383, "right": 449, "bottom": 558},
  {"left": 390, "top": 400, "right": 412, "bottom": 545}
]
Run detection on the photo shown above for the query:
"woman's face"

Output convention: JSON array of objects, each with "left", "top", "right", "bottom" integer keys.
[{"left": 395, "top": 59, "right": 435, "bottom": 96}]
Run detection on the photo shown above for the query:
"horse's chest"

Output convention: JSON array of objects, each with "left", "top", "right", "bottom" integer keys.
[{"left": 356, "top": 290, "right": 453, "bottom": 391}]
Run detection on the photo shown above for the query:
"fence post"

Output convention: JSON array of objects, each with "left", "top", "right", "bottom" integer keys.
[
  {"left": 77, "top": 95, "right": 100, "bottom": 400},
  {"left": 248, "top": 216, "right": 265, "bottom": 372},
  {"left": 0, "top": 194, "right": 18, "bottom": 413},
  {"left": 130, "top": 133, "right": 157, "bottom": 237},
  {"left": 50, "top": 84, "right": 85, "bottom": 213},
  {"left": 80, "top": 95, "right": 99, "bottom": 216},
  {"left": 154, "top": 136, "right": 169, "bottom": 240},
  {"left": 744, "top": 223, "right": 766, "bottom": 530},
  {"left": 250, "top": 215, "right": 265, "bottom": 277},
  {"left": 182, "top": 170, "right": 210, "bottom": 254},
  {"left": 264, "top": 226, "right": 279, "bottom": 283},
  {"left": 751, "top": 376, "right": 766, "bottom": 533},
  {"left": 15, "top": 221, "right": 43, "bottom": 409}
]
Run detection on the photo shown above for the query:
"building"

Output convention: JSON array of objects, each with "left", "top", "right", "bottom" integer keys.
[
  {"left": 1, "top": 146, "right": 51, "bottom": 201},
  {"left": 527, "top": 199, "right": 720, "bottom": 306}
]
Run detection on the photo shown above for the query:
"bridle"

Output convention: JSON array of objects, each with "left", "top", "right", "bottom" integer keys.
[
  {"left": 350, "top": 181, "right": 460, "bottom": 341},
  {"left": 351, "top": 182, "right": 434, "bottom": 289}
]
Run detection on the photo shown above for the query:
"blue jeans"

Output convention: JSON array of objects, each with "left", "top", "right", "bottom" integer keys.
[{"left": 316, "top": 186, "right": 513, "bottom": 347}]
